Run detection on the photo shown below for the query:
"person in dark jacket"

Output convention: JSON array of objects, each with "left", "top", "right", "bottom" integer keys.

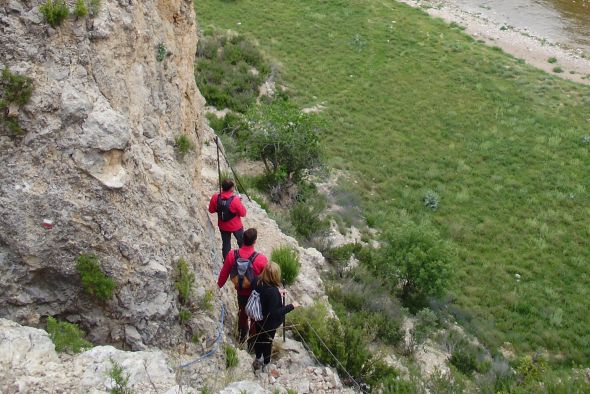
[
  {"left": 208, "top": 179, "right": 247, "bottom": 260},
  {"left": 252, "top": 262, "right": 299, "bottom": 371}
]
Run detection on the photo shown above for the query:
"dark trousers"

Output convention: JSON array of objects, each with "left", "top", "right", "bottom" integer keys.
[
  {"left": 254, "top": 322, "right": 276, "bottom": 365},
  {"left": 221, "top": 228, "right": 244, "bottom": 261},
  {"left": 237, "top": 294, "right": 257, "bottom": 348}
]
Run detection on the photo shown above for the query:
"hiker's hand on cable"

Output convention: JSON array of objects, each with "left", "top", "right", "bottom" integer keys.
[
  {"left": 279, "top": 289, "right": 287, "bottom": 296},
  {"left": 292, "top": 301, "right": 300, "bottom": 308}
]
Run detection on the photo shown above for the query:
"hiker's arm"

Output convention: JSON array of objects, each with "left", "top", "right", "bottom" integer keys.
[
  {"left": 217, "top": 254, "right": 233, "bottom": 288},
  {"left": 268, "top": 288, "right": 294, "bottom": 319},
  {"left": 208, "top": 194, "right": 217, "bottom": 214}
]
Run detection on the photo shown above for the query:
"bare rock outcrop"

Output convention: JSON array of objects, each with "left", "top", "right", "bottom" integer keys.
[{"left": 0, "top": 0, "right": 209, "bottom": 349}]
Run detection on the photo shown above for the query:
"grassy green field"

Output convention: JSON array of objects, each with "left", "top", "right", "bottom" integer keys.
[{"left": 195, "top": 0, "right": 590, "bottom": 365}]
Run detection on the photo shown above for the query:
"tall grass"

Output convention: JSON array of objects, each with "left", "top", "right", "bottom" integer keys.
[
  {"left": 196, "top": 0, "right": 590, "bottom": 365},
  {"left": 271, "top": 246, "right": 300, "bottom": 286}
]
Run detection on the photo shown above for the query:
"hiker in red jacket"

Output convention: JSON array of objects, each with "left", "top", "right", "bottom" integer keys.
[
  {"left": 209, "top": 179, "right": 247, "bottom": 260},
  {"left": 217, "top": 228, "right": 268, "bottom": 347}
]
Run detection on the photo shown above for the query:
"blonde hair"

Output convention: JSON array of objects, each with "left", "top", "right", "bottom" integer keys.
[{"left": 260, "top": 262, "right": 281, "bottom": 287}]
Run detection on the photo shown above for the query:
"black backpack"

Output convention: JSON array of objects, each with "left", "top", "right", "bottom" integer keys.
[
  {"left": 230, "top": 250, "right": 259, "bottom": 290},
  {"left": 217, "top": 195, "right": 236, "bottom": 222}
]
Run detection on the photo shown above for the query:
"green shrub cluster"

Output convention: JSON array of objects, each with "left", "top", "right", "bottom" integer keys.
[
  {"left": 73, "top": 0, "right": 88, "bottom": 18},
  {"left": 201, "top": 289, "right": 214, "bottom": 312},
  {"left": 370, "top": 221, "right": 454, "bottom": 310},
  {"left": 75, "top": 254, "right": 116, "bottom": 302},
  {"left": 175, "top": 258, "right": 195, "bottom": 306},
  {"left": 224, "top": 344, "right": 238, "bottom": 369},
  {"left": 175, "top": 134, "right": 193, "bottom": 155},
  {"left": 108, "top": 358, "right": 131, "bottom": 394},
  {"left": 178, "top": 308, "right": 191, "bottom": 325},
  {"left": 270, "top": 246, "right": 300, "bottom": 286},
  {"left": 289, "top": 303, "right": 402, "bottom": 390},
  {"left": 46, "top": 316, "right": 92, "bottom": 353},
  {"left": 0, "top": 67, "right": 33, "bottom": 135},
  {"left": 156, "top": 43, "right": 167, "bottom": 62},
  {"left": 40, "top": 0, "right": 70, "bottom": 27},
  {"left": 196, "top": 32, "right": 271, "bottom": 113}
]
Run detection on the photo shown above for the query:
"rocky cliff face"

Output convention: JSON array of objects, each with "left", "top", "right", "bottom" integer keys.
[{"left": 0, "top": 0, "right": 209, "bottom": 349}]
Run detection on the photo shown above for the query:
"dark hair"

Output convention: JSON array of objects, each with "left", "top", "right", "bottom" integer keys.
[
  {"left": 243, "top": 228, "right": 257, "bottom": 246},
  {"left": 221, "top": 179, "right": 234, "bottom": 192}
]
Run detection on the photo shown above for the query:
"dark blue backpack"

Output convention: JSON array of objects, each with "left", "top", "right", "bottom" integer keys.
[{"left": 217, "top": 195, "right": 236, "bottom": 222}]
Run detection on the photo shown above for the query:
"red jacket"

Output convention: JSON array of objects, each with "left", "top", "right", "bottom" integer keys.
[
  {"left": 208, "top": 191, "right": 247, "bottom": 232},
  {"left": 217, "top": 245, "right": 268, "bottom": 296}
]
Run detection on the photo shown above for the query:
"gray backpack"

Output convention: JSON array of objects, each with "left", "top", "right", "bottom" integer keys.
[{"left": 230, "top": 251, "right": 258, "bottom": 290}]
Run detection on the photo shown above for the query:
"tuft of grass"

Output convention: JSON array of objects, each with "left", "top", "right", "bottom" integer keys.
[
  {"left": 547, "top": 56, "right": 557, "bottom": 64},
  {"left": 156, "top": 43, "right": 167, "bottom": 62},
  {"left": 73, "top": 0, "right": 88, "bottom": 18},
  {"left": 179, "top": 308, "right": 191, "bottom": 325},
  {"left": 175, "top": 258, "right": 195, "bottom": 305},
  {"left": 39, "top": 0, "right": 70, "bottom": 28},
  {"left": 108, "top": 358, "right": 131, "bottom": 394},
  {"left": 271, "top": 246, "right": 300, "bottom": 286},
  {"left": 201, "top": 289, "right": 214, "bottom": 312},
  {"left": 423, "top": 189, "right": 440, "bottom": 210},
  {"left": 46, "top": 316, "right": 92, "bottom": 353},
  {"left": 552, "top": 66, "right": 563, "bottom": 73},
  {"left": 175, "top": 134, "right": 193, "bottom": 155},
  {"left": 76, "top": 254, "right": 116, "bottom": 302},
  {"left": 224, "top": 344, "right": 238, "bottom": 369}
]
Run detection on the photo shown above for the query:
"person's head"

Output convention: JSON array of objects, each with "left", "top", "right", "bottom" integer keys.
[
  {"left": 243, "top": 228, "right": 257, "bottom": 246},
  {"left": 221, "top": 179, "right": 234, "bottom": 192},
  {"left": 260, "top": 262, "right": 282, "bottom": 287}
]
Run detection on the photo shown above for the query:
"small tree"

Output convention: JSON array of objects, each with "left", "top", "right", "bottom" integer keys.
[
  {"left": 76, "top": 254, "right": 116, "bottom": 302},
  {"left": 381, "top": 222, "right": 453, "bottom": 309},
  {"left": 245, "top": 100, "right": 323, "bottom": 184}
]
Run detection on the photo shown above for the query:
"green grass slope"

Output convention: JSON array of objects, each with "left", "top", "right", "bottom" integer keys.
[{"left": 196, "top": 0, "right": 590, "bottom": 364}]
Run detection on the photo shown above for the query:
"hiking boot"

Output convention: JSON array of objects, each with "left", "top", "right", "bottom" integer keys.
[{"left": 252, "top": 358, "right": 263, "bottom": 372}]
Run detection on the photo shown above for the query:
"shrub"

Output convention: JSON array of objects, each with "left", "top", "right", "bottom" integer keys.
[
  {"left": 175, "top": 134, "right": 193, "bottom": 155},
  {"left": 423, "top": 189, "right": 440, "bottom": 210},
  {"left": 224, "top": 344, "right": 238, "bottom": 369},
  {"left": 88, "top": 0, "right": 101, "bottom": 16},
  {"left": 76, "top": 254, "right": 116, "bottom": 302},
  {"left": 379, "top": 222, "right": 454, "bottom": 309},
  {"left": 449, "top": 337, "right": 490, "bottom": 375},
  {"left": 39, "top": 0, "right": 70, "bottom": 28},
  {"left": 271, "top": 246, "right": 300, "bottom": 286},
  {"left": 46, "top": 316, "right": 92, "bottom": 353},
  {"left": 0, "top": 68, "right": 33, "bottom": 135},
  {"left": 515, "top": 354, "right": 546, "bottom": 385},
  {"left": 553, "top": 66, "right": 563, "bottom": 73},
  {"left": 245, "top": 100, "right": 324, "bottom": 183},
  {"left": 412, "top": 308, "right": 439, "bottom": 344},
  {"left": 179, "top": 308, "right": 191, "bottom": 325},
  {"left": 290, "top": 202, "right": 329, "bottom": 240},
  {"left": 108, "top": 358, "right": 131, "bottom": 394},
  {"left": 201, "top": 289, "right": 214, "bottom": 312},
  {"left": 73, "top": 0, "right": 88, "bottom": 18},
  {"left": 156, "top": 43, "right": 167, "bottom": 62},
  {"left": 548, "top": 57, "right": 557, "bottom": 64},
  {"left": 175, "top": 258, "right": 194, "bottom": 305},
  {"left": 195, "top": 33, "right": 271, "bottom": 113},
  {"left": 289, "top": 303, "right": 400, "bottom": 389}
]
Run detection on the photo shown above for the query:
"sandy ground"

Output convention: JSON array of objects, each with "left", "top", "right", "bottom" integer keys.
[{"left": 396, "top": 0, "right": 590, "bottom": 85}]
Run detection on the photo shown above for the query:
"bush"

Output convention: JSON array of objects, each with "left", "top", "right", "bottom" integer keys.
[
  {"left": 39, "top": 0, "right": 70, "bottom": 28},
  {"left": 156, "top": 43, "right": 167, "bottom": 62},
  {"left": 195, "top": 33, "right": 271, "bottom": 113},
  {"left": 201, "top": 289, "right": 214, "bottom": 312},
  {"left": 179, "top": 308, "right": 191, "bottom": 325},
  {"left": 108, "top": 358, "right": 131, "bottom": 394},
  {"left": 224, "top": 344, "right": 238, "bottom": 369},
  {"left": 75, "top": 254, "right": 116, "bottom": 302},
  {"left": 553, "top": 66, "right": 563, "bottom": 73},
  {"left": 0, "top": 68, "right": 33, "bottom": 135},
  {"left": 449, "top": 337, "right": 490, "bottom": 375},
  {"left": 548, "top": 57, "right": 557, "bottom": 64},
  {"left": 290, "top": 202, "right": 329, "bottom": 240},
  {"left": 175, "top": 258, "right": 194, "bottom": 305},
  {"left": 73, "top": 0, "right": 88, "bottom": 18},
  {"left": 379, "top": 222, "right": 454, "bottom": 309},
  {"left": 423, "top": 189, "right": 440, "bottom": 210},
  {"left": 245, "top": 100, "right": 324, "bottom": 183},
  {"left": 175, "top": 134, "right": 193, "bottom": 155},
  {"left": 289, "top": 303, "right": 400, "bottom": 389},
  {"left": 46, "top": 316, "right": 92, "bottom": 353},
  {"left": 271, "top": 246, "right": 300, "bottom": 286}
]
